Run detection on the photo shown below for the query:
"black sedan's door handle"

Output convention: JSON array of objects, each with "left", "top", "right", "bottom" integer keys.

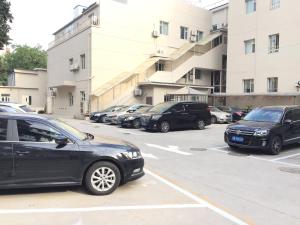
[{"left": 15, "top": 151, "right": 30, "bottom": 155}]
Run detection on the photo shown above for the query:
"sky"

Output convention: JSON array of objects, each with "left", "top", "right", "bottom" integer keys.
[{"left": 6, "top": 0, "right": 226, "bottom": 51}]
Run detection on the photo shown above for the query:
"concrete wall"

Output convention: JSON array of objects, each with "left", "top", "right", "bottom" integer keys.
[{"left": 227, "top": 0, "right": 300, "bottom": 97}]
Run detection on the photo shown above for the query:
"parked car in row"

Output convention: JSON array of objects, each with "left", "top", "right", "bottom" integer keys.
[
  {"left": 140, "top": 102, "right": 211, "bottom": 133},
  {"left": 217, "top": 106, "right": 247, "bottom": 122},
  {"left": 119, "top": 105, "right": 153, "bottom": 129},
  {"left": 90, "top": 105, "right": 125, "bottom": 123},
  {"left": 225, "top": 106, "right": 300, "bottom": 155},
  {"left": 106, "top": 104, "right": 149, "bottom": 125},
  {"left": 0, "top": 113, "right": 144, "bottom": 195},
  {"left": 0, "top": 102, "right": 36, "bottom": 114},
  {"left": 209, "top": 106, "right": 232, "bottom": 124}
]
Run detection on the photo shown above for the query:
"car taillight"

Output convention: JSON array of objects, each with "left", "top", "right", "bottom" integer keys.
[
  {"left": 236, "top": 111, "right": 243, "bottom": 116},
  {"left": 207, "top": 107, "right": 211, "bottom": 112}
]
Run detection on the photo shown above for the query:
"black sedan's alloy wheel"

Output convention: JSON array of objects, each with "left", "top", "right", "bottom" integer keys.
[
  {"left": 211, "top": 116, "right": 217, "bottom": 124},
  {"left": 160, "top": 121, "right": 170, "bottom": 133},
  {"left": 196, "top": 120, "right": 205, "bottom": 130},
  {"left": 133, "top": 119, "right": 141, "bottom": 129},
  {"left": 269, "top": 136, "right": 282, "bottom": 155},
  {"left": 85, "top": 161, "right": 121, "bottom": 195}
]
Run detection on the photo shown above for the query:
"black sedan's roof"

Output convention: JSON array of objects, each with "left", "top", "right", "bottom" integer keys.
[{"left": 0, "top": 113, "right": 52, "bottom": 121}]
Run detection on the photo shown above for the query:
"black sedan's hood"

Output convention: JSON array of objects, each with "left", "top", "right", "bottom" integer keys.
[
  {"left": 88, "top": 135, "right": 135, "bottom": 150},
  {"left": 228, "top": 120, "right": 277, "bottom": 131}
]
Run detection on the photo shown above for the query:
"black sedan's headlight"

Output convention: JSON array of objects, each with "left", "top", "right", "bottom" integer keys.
[{"left": 123, "top": 151, "right": 142, "bottom": 159}]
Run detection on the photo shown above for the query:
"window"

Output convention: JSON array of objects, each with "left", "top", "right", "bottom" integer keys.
[
  {"left": 155, "top": 61, "right": 165, "bottom": 71},
  {"left": 271, "top": 0, "right": 280, "bottom": 9},
  {"left": 17, "top": 120, "right": 64, "bottom": 143},
  {"left": 243, "top": 79, "right": 254, "bottom": 93},
  {"left": 69, "top": 58, "right": 73, "bottom": 66},
  {"left": 1, "top": 94, "right": 10, "bottom": 102},
  {"left": 212, "top": 36, "right": 223, "bottom": 48},
  {"left": 80, "top": 91, "right": 86, "bottom": 102},
  {"left": 246, "top": 0, "right": 256, "bottom": 14},
  {"left": 211, "top": 71, "right": 226, "bottom": 94},
  {"left": 222, "top": 55, "right": 227, "bottom": 70},
  {"left": 195, "top": 69, "right": 202, "bottom": 80},
  {"left": 212, "top": 25, "right": 218, "bottom": 31},
  {"left": 268, "top": 77, "right": 278, "bottom": 92},
  {"left": 196, "top": 31, "right": 203, "bottom": 42},
  {"left": 80, "top": 54, "right": 86, "bottom": 69},
  {"left": 244, "top": 39, "right": 255, "bottom": 54},
  {"left": 69, "top": 93, "right": 74, "bottom": 106},
  {"left": 180, "top": 26, "right": 188, "bottom": 40},
  {"left": 0, "top": 119, "right": 8, "bottom": 141},
  {"left": 159, "top": 21, "right": 169, "bottom": 35},
  {"left": 269, "top": 34, "right": 280, "bottom": 53},
  {"left": 172, "top": 104, "right": 185, "bottom": 112},
  {"left": 28, "top": 96, "right": 32, "bottom": 106},
  {"left": 285, "top": 109, "right": 300, "bottom": 122}
]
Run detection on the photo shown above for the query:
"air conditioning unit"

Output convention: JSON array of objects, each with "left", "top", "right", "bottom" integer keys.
[
  {"left": 190, "top": 30, "right": 197, "bottom": 36},
  {"left": 134, "top": 88, "right": 143, "bottom": 97},
  {"left": 50, "top": 88, "right": 57, "bottom": 97},
  {"left": 70, "top": 64, "right": 80, "bottom": 72},
  {"left": 152, "top": 30, "right": 160, "bottom": 38},
  {"left": 190, "top": 36, "right": 197, "bottom": 43}
]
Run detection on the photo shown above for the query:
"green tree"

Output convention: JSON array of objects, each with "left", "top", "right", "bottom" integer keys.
[
  {"left": 0, "top": 45, "right": 47, "bottom": 85},
  {"left": 0, "top": 0, "right": 13, "bottom": 49}
]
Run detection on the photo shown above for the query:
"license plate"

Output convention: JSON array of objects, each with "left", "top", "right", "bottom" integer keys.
[{"left": 231, "top": 136, "right": 244, "bottom": 143}]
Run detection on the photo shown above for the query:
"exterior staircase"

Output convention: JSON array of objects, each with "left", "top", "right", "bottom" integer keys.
[{"left": 91, "top": 31, "right": 224, "bottom": 110}]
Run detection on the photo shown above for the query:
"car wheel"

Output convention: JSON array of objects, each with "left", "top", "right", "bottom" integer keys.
[
  {"left": 98, "top": 116, "right": 106, "bottom": 123},
  {"left": 196, "top": 119, "right": 205, "bottom": 130},
  {"left": 133, "top": 119, "right": 141, "bottom": 129},
  {"left": 269, "top": 136, "right": 282, "bottom": 155},
  {"left": 160, "top": 121, "right": 170, "bottom": 133},
  {"left": 211, "top": 116, "right": 217, "bottom": 124},
  {"left": 85, "top": 161, "right": 121, "bottom": 195}
]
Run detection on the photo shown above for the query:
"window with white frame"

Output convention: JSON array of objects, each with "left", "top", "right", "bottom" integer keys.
[
  {"left": 180, "top": 26, "right": 188, "bottom": 40},
  {"left": 244, "top": 39, "right": 255, "bottom": 54},
  {"left": 245, "top": 0, "right": 256, "bottom": 14},
  {"left": 243, "top": 79, "right": 254, "bottom": 93},
  {"left": 271, "top": 0, "right": 280, "bottom": 9},
  {"left": 159, "top": 21, "right": 169, "bottom": 35},
  {"left": 80, "top": 54, "right": 86, "bottom": 69},
  {"left": 196, "top": 31, "right": 203, "bottom": 42},
  {"left": 1, "top": 94, "right": 10, "bottom": 102},
  {"left": 267, "top": 77, "right": 278, "bottom": 92},
  {"left": 269, "top": 34, "right": 280, "bottom": 53}
]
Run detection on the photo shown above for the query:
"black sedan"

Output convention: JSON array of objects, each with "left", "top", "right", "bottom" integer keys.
[
  {"left": 90, "top": 105, "right": 124, "bottom": 123},
  {"left": 119, "top": 105, "right": 153, "bottom": 128},
  {"left": 0, "top": 113, "right": 144, "bottom": 195}
]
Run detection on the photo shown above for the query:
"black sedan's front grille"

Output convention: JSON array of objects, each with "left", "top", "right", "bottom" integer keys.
[{"left": 227, "top": 129, "right": 254, "bottom": 136}]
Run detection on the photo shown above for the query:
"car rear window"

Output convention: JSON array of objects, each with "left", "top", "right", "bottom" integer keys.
[
  {"left": 0, "top": 119, "right": 8, "bottom": 141},
  {"left": 185, "top": 103, "right": 208, "bottom": 111}
]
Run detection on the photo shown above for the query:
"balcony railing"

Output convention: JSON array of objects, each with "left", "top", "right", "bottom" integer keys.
[{"left": 48, "top": 17, "right": 99, "bottom": 49}]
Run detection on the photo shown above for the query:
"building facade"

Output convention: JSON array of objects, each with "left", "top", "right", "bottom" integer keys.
[
  {"left": 0, "top": 69, "right": 47, "bottom": 111},
  {"left": 48, "top": 0, "right": 228, "bottom": 118},
  {"left": 226, "top": 0, "right": 300, "bottom": 108}
]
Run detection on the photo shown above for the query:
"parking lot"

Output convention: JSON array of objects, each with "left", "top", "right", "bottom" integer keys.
[{"left": 1, "top": 119, "right": 300, "bottom": 225}]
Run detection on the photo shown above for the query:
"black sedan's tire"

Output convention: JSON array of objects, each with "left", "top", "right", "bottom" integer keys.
[
  {"left": 99, "top": 116, "right": 106, "bottom": 123},
  {"left": 133, "top": 119, "right": 141, "bottom": 129},
  {"left": 269, "top": 136, "right": 282, "bottom": 155},
  {"left": 85, "top": 161, "right": 121, "bottom": 195},
  {"left": 160, "top": 121, "right": 170, "bottom": 133},
  {"left": 211, "top": 116, "right": 217, "bottom": 124},
  {"left": 195, "top": 119, "right": 205, "bottom": 130}
]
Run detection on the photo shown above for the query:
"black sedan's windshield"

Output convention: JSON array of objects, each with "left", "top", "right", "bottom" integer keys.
[
  {"left": 149, "top": 102, "right": 176, "bottom": 113},
  {"left": 244, "top": 108, "right": 283, "bottom": 123},
  {"left": 51, "top": 119, "right": 87, "bottom": 140}
]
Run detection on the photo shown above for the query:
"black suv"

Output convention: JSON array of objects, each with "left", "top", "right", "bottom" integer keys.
[
  {"left": 225, "top": 106, "right": 300, "bottom": 155},
  {"left": 140, "top": 102, "right": 211, "bottom": 133}
]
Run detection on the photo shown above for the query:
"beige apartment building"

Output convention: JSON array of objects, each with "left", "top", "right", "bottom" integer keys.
[
  {"left": 47, "top": 0, "right": 228, "bottom": 118},
  {"left": 226, "top": 0, "right": 300, "bottom": 108},
  {"left": 0, "top": 69, "right": 47, "bottom": 111}
]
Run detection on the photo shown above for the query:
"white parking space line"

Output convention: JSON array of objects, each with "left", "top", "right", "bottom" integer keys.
[
  {"left": 145, "top": 169, "right": 250, "bottom": 225},
  {"left": 146, "top": 144, "right": 192, "bottom": 156},
  {"left": 207, "top": 148, "right": 229, "bottom": 154},
  {"left": 142, "top": 153, "right": 158, "bottom": 159},
  {"left": 116, "top": 129, "right": 145, "bottom": 136},
  {"left": 271, "top": 153, "right": 300, "bottom": 162},
  {"left": 0, "top": 204, "right": 205, "bottom": 215}
]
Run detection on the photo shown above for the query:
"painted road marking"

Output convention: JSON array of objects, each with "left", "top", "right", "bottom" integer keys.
[
  {"left": 145, "top": 169, "right": 250, "bottom": 225},
  {"left": 271, "top": 152, "right": 300, "bottom": 162},
  {"left": 142, "top": 153, "right": 158, "bottom": 159},
  {"left": 0, "top": 204, "right": 205, "bottom": 215},
  {"left": 146, "top": 144, "right": 192, "bottom": 156}
]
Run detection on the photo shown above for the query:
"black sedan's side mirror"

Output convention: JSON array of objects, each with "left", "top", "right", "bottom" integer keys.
[
  {"left": 55, "top": 136, "right": 68, "bottom": 146},
  {"left": 284, "top": 119, "right": 292, "bottom": 125}
]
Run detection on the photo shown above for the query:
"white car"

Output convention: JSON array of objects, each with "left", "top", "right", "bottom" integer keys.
[
  {"left": 0, "top": 103, "right": 36, "bottom": 113},
  {"left": 209, "top": 106, "right": 232, "bottom": 124}
]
